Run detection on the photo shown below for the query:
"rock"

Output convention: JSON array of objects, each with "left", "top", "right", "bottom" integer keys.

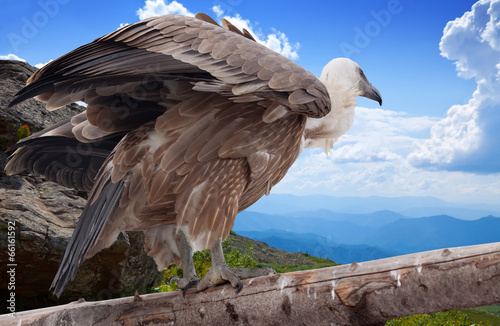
[
  {"left": 0, "top": 60, "right": 162, "bottom": 311},
  {"left": 0, "top": 60, "right": 84, "bottom": 143}
]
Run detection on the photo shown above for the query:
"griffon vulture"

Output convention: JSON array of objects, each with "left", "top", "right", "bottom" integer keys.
[{"left": 6, "top": 13, "right": 382, "bottom": 297}]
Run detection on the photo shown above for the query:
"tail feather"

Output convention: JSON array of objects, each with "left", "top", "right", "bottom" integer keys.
[
  {"left": 50, "top": 176, "right": 126, "bottom": 297},
  {"left": 6, "top": 134, "right": 122, "bottom": 191}
]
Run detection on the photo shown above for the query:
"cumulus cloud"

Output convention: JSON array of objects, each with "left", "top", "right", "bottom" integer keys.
[
  {"left": 0, "top": 54, "right": 26, "bottom": 62},
  {"left": 0, "top": 54, "right": 53, "bottom": 70},
  {"left": 408, "top": 0, "right": 500, "bottom": 173},
  {"left": 134, "top": 1, "right": 299, "bottom": 59},
  {"left": 137, "top": 0, "right": 194, "bottom": 20},
  {"left": 273, "top": 107, "right": 435, "bottom": 193},
  {"left": 211, "top": 5, "right": 300, "bottom": 60},
  {"left": 328, "top": 107, "right": 438, "bottom": 164},
  {"left": 35, "top": 60, "right": 52, "bottom": 69},
  {"left": 271, "top": 105, "right": 500, "bottom": 204}
]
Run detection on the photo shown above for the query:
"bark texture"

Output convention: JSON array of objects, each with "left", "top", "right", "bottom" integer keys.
[{"left": 1, "top": 242, "right": 499, "bottom": 326}]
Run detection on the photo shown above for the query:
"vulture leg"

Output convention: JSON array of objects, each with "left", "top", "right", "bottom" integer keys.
[
  {"left": 193, "top": 238, "right": 276, "bottom": 294},
  {"left": 170, "top": 230, "right": 200, "bottom": 292}
]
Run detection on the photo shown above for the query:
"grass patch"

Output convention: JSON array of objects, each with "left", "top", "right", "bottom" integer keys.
[
  {"left": 386, "top": 307, "right": 500, "bottom": 326},
  {"left": 458, "top": 307, "right": 500, "bottom": 326},
  {"left": 258, "top": 261, "right": 337, "bottom": 274},
  {"left": 474, "top": 305, "right": 500, "bottom": 315}
]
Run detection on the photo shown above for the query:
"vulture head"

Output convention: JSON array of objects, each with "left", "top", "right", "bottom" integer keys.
[{"left": 304, "top": 57, "right": 382, "bottom": 152}]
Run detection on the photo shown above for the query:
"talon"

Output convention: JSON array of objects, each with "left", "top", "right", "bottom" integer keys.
[
  {"left": 183, "top": 280, "right": 199, "bottom": 297},
  {"left": 235, "top": 279, "right": 243, "bottom": 294},
  {"left": 168, "top": 276, "right": 180, "bottom": 285}
]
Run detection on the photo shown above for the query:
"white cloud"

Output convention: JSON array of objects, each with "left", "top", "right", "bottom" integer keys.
[
  {"left": 0, "top": 54, "right": 53, "bottom": 70},
  {"left": 329, "top": 107, "right": 438, "bottom": 164},
  {"left": 408, "top": 0, "right": 500, "bottom": 173},
  {"left": 271, "top": 102, "right": 500, "bottom": 205},
  {"left": 211, "top": 4, "right": 224, "bottom": 18},
  {"left": 211, "top": 5, "right": 300, "bottom": 60},
  {"left": 0, "top": 54, "right": 26, "bottom": 62},
  {"left": 35, "top": 60, "right": 52, "bottom": 69},
  {"left": 134, "top": 2, "right": 299, "bottom": 59},
  {"left": 274, "top": 148, "right": 500, "bottom": 205},
  {"left": 273, "top": 107, "right": 428, "bottom": 188},
  {"left": 137, "top": 0, "right": 194, "bottom": 20}
]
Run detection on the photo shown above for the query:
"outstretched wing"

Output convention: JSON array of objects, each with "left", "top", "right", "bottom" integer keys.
[
  {"left": 11, "top": 13, "right": 330, "bottom": 121},
  {"left": 8, "top": 13, "right": 332, "bottom": 297}
]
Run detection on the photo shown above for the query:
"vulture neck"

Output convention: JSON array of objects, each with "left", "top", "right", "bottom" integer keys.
[{"left": 303, "top": 78, "right": 358, "bottom": 154}]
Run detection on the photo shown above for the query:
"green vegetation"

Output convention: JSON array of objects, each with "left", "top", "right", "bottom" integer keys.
[
  {"left": 1, "top": 124, "right": 30, "bottom": 150},
  {"left": 473, "top": 305, "right": 500, "bottom": 315},
  {"left": 458, "top": 306, "right": 500, "bottom": 326},
  {"left": 386, "top": 306, "right": 500, "bottom": 325},
  {"left": 15, "top": 124, "right": 30, "bottom": 142},
  {"left": 386, "top": 310, "right": 477, "bottom": 326},
  {"left": 257, "top": 254, "right": 336, "bottom": 274},
  {"left": 0, "top": 137, "right": 9, "bottom": 151}
]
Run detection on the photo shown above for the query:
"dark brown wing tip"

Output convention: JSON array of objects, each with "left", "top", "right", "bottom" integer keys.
[
  {"left": 242, "top": 28, "right": 256, "bottom": 42},
  {"left": 195, "top": 13, "right": 220, "bottom": 26},
  {"left": 195, "top": 13, "right": 256, "bottom": 42},
  {"left": 221, "top": 18, "right": 243, "bottom": 36}
]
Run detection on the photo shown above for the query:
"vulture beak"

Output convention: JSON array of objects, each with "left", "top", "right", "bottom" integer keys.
[{"left": 360, "top": 80, "right": 383, "bottom": 106}]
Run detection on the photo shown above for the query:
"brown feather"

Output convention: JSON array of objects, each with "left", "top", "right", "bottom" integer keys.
[
  {"left": 195, "top": 12, "right": 220, "bottom": 26},
  {"left": 289, "top": 89, "right": 318, "bottom": 105},
  {"left": 242, "top": 29, "right": 256, "bottom": 42},
  {"left": 221, "top": 19, "right": 243, "bottom": 36}
]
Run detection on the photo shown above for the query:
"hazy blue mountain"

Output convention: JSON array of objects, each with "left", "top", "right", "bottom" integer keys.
[
  {"left": 356, "top": 215, "right": 500, "bottom": 254},
  {"left": 247, "top": 194, "right": 450, "bottom": 214},
  {"left": 288, "top": 209, "right": 407, "bottom": 227},
  {"left": 398, "top": 207, "right": 499, "bottom": 220},
  {"left": 247, "top": 194, "right": 500, "bottom": 219},
  {"left": 234, "top": 211, "right": 374, "bottom": 244},
  {"left": 235, "top": 210, "right": 500, "bottom": 263},
  {"left": 238, "top": 229, "right": 398, "bottom": 264}
]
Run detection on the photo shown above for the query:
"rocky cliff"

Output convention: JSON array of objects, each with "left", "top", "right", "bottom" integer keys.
[{"left": 0, "top": 60, "right": 162, "bottom": 312}]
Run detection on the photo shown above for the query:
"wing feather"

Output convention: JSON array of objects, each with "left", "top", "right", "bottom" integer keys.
[{"left": 11, "top": 14, "right": 330, "bottom": 120}]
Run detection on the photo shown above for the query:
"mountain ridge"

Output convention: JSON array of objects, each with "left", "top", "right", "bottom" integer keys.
[
  {"left": 247, "top": 193, "right": 500, "bottom": 219},
  {"left": 234, "top": 210, "right": 500, "bottom": 263}
]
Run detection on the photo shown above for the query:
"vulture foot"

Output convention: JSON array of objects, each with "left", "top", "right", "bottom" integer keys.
[
  {"left": 196, "top": 264, "right": 243, "bottom": 293},
  {"left": 196, "top": 266, "right": 276, "bottom": 293},
  {"left": 182, "top": 238, "right": 276, "bottom": 296},
  {"left": 168, "top": 275, "right": 200, "bottom": 293}
]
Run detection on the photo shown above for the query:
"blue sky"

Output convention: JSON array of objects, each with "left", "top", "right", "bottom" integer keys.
[{"left": 1, "top": 0, "right": 500, "bottom": 205}]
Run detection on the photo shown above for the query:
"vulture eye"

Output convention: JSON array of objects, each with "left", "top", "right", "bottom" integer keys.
[{"left": 359, "top": 69, "right": 367, "bottom": 80}]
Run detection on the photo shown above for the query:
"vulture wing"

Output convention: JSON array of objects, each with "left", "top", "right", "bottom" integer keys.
[
  {"left": 7, "top": 13, "right": 332, "bottom": 297},
  {"left": 11, "top": 14, "right": 330, "bottom": 119},
  {"left": 6, "top": 114, "right": 124, "bottom": 191}
]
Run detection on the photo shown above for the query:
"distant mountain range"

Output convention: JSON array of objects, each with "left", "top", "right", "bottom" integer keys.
[
  {"left": 237, "top": 229, "right": 399, "bottom": 264},
  {"left": 234, "top": 206, "right": 500, "bottom": 264},
  {"left": 246, "top": 194, "right": 500, "bottom": 220}
]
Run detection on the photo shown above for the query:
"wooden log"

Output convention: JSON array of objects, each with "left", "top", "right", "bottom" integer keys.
[{"left": 1, "top": 242, "right": 499, "bottom": 326}]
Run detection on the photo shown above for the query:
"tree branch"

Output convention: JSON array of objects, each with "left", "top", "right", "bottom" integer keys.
[{"left": 2, "top": 242, "right": 499, "bottom": 326}]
